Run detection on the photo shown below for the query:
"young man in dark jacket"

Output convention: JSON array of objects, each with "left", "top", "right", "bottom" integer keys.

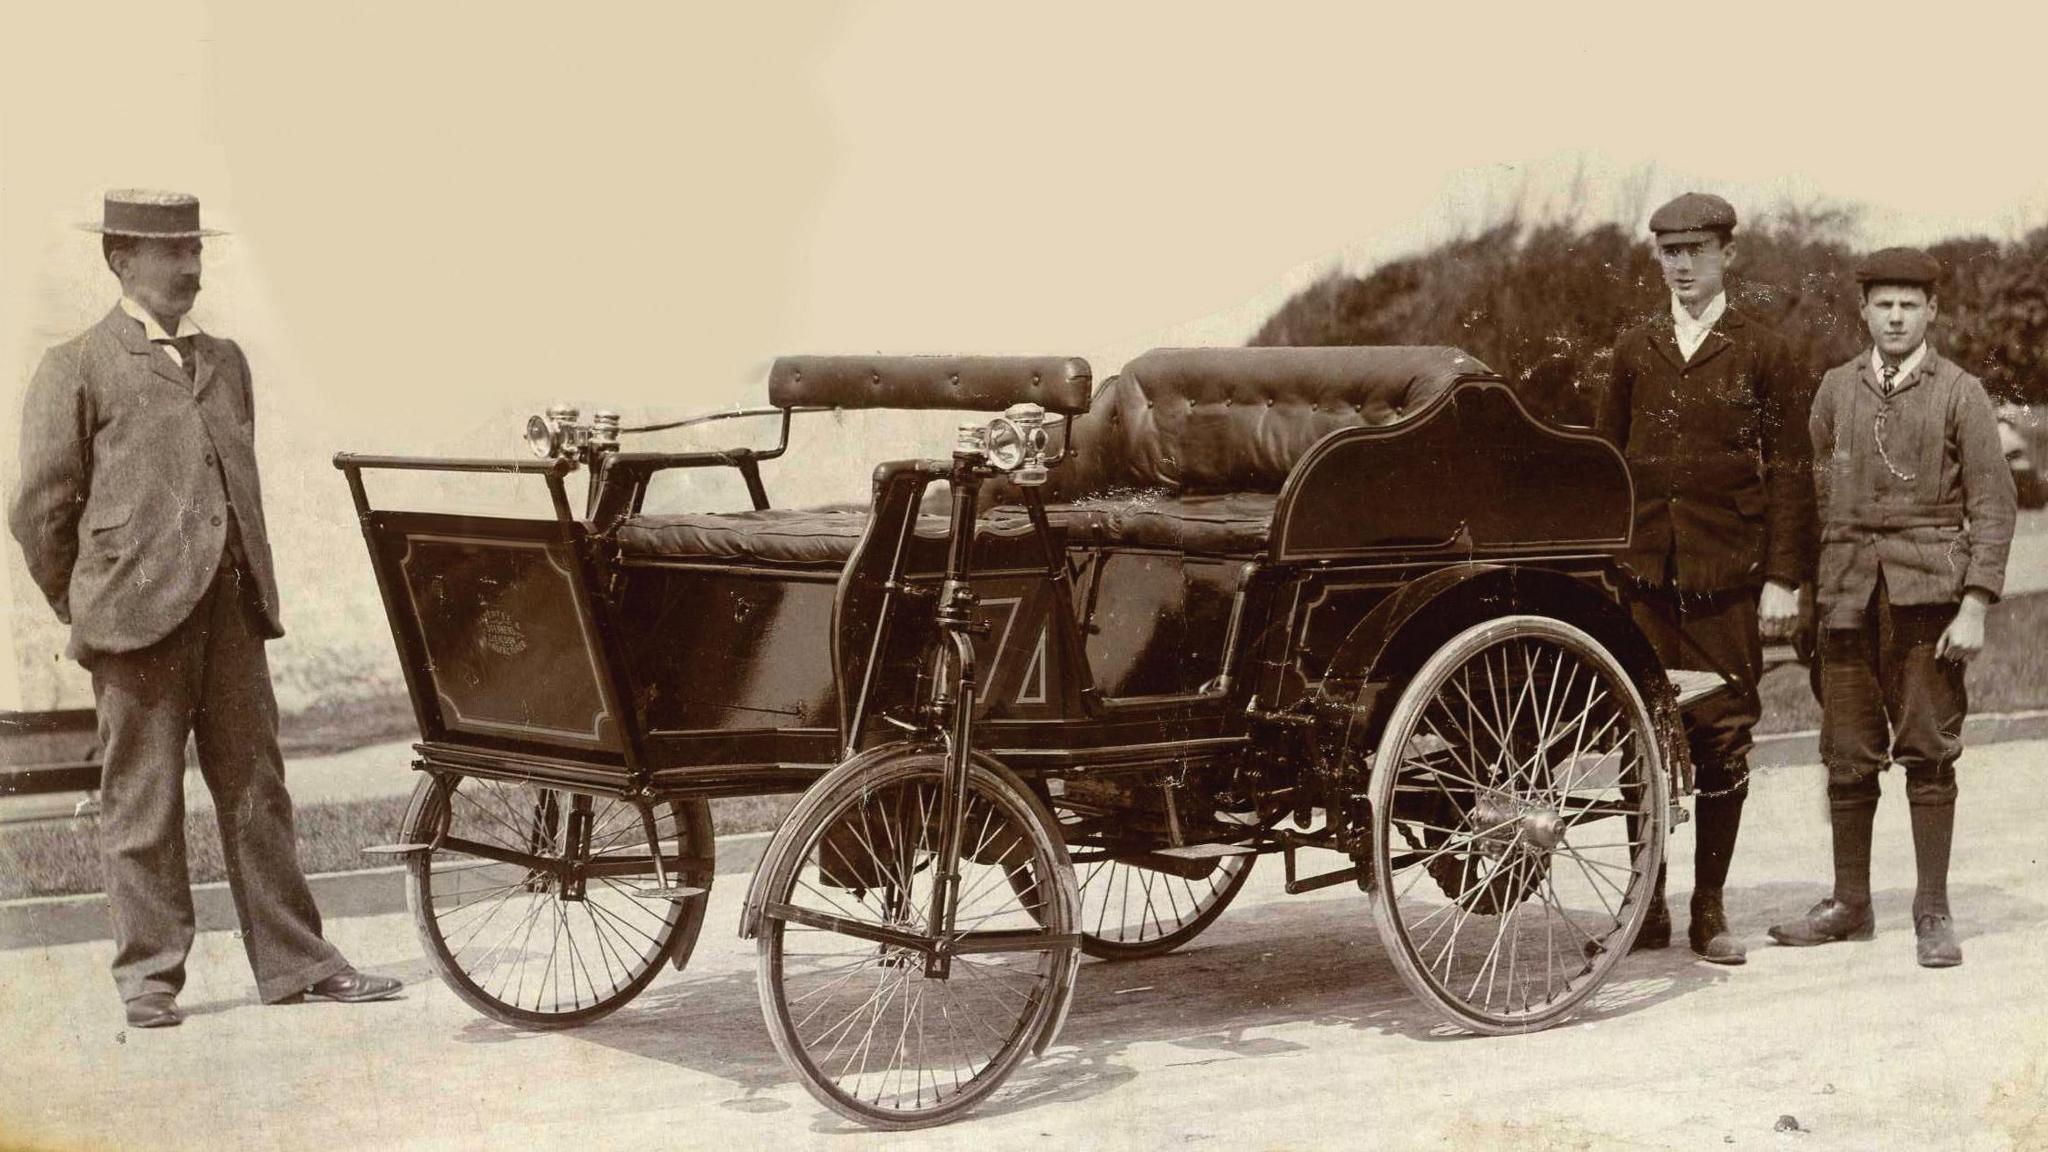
[
  {"left": 1767, "top": 248, "right": 2015, "bottom": 967},
  {"left": 1597, "top": 192, "right": 1817, "bottom": 964}
]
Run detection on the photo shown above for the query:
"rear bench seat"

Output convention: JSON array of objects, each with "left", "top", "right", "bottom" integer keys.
[{"left": 615, "top": 346, "right": 1487, "bottom": 564}]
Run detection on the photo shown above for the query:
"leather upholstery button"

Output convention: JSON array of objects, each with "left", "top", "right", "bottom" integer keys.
[
  {"left": 204, "top": 453, "right": 215, "bottom": 466},
  {"left": 210, "top": 515, "right": 223, "bottom": 526}
]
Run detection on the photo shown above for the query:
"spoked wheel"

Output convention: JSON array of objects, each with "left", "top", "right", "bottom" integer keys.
[
  {"left": 754, "top": 751, "right": 1080, "bottom": 1130},
  {"left": 1051, "top": 800, "right": 1256, "bottom": 960},
  {"left": 402, "top": 772, "right": 715, "bottom": 1028},
  {"left": 1368, "top": 615, "right": 1666, "bottom": 1035}
]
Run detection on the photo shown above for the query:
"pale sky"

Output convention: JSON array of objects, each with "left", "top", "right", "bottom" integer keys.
[{"left": 4, "top": 0, "right": 2045, "bottom": 706}]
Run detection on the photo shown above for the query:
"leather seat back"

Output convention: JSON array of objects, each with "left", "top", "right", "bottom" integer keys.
[
  {"left": 769, "top": 355, "right": 1093, "bottom": 415},
  {"left": 1052, "top": 346, "right": 1489, "bottom": 497}
]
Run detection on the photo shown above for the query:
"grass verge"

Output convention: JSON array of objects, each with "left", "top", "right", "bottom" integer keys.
[
  {"left": 277, "top": 693, "right": 419, "bottom": 758},
  {"left": 0, "top": 793, "right": 797, "bottom": 901},
  {"left": 8, "top": 594, "right": 2040, "bottom": 901},
  {"left": 1757, "top": 590, "right": 2048, "bottom": 734}
]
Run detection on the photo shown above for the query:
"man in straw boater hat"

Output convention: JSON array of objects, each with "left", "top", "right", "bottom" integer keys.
[
  {"left": 1597, "top": 192, "right": 1817, "bottom": 965},
  {"left": 1768, "top": 248, "right": 2015, "bottom": 967},
  {"left": 9, "top": 190, "right": 400, "bottom": 1027}
]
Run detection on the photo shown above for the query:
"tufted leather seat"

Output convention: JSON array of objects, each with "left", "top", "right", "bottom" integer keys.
[
  {"left": 614, "top": 346, "right": 1487, "bottom": 563},
  {"left": 985, "top": 492, "right": 1279, "bottom": 555},
  {"left": 986, "top": 345, "right": 1488, "bottom": 554},
  {"left": 616, "top": 508, "right": 878, "bottom": 567},
  {"left": 1043, "top": 346, "right": 1484, "bottom": 498}
]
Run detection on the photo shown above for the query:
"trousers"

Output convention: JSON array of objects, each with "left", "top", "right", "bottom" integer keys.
[
  {"left": 1627, "top": 584, "right": 1763, "bottom": 797},
  {"left": 84, "top": 559, "right": 346, "bottom": 1004},
  {"left": 1819, "top": 580, "right": 1965, "bottom": 808}
]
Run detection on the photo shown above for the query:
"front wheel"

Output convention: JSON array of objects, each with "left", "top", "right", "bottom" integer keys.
[
  {"left": 1368, "top": 615, "right": 1667, "bottom": 1035},
  {"left": 754, "top": 750, "right": 1080, "bottom": 1129}
]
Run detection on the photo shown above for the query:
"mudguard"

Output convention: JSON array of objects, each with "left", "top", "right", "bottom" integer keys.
[{"left": 1313, "top": 563, "right": 1682, "bottom": 785}]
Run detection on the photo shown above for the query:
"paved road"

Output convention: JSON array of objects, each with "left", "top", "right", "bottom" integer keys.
[{"left": 4, "top": 742, "right": 2046, "bottom": 1152}]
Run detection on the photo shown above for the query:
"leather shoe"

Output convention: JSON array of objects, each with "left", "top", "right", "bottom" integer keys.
[
  {"left": 124, "top": 992, "right": 183, "bottom": 1029},
  {"left": 1630, "top": 897, "right": 1671, "bottom": 952},
  {"left": 1767, "top": 898, "right": 1875, "bottom": 947},
  {"left": 292, "top": 967, "right": 403, "bottom": 1004},
  {"left": 1915, "top": 914, "right": 1962, "bottom": 968}
]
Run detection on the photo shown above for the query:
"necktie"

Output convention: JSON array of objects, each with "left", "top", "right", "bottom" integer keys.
[
  {"left": 1880, "top": 363, "right": 1898, "bottom": 395},
  {"left": 156, "top": 336, "right": 197, "bottom": 382}
]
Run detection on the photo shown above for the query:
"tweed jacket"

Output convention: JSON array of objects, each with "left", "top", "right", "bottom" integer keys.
[
  {"left": 9, "top": 305, "right": 283, "bottom": 659},
  {"left": 1598, "top": 303, "right": 1817, "bottom": 595},
  {"left": 1810, "top": 346, "right": 2015, "bottom": 629}
]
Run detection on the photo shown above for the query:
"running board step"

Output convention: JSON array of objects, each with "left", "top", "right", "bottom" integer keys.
[
  {"left": 1667, "top": 669, "right": 1728, "bottom": 710},
  {"left": 359, "top": 842, "right": 432, "bottom": 856},
  {"left": 1150, "top": 842, "right": 1257, "bottom": 860},
  {"left": 627, "top": 886, "right": 709, "bottom": 902}
]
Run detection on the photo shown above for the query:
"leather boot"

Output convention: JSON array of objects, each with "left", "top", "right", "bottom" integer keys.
[
  {"left": 1769, "top": 799, "right": 1877, "bottom": 947},
  {"left": 1911, "top": 801, "right": 1960, "bottom": 968},
  {"left": 1831, "top": 799, "right": 1877, "bottom": 910},
  {"left": 1631, "top": 863, "right": 1670, "bottom": 951},
  {"left": 1688, "top": 888, "right": 1746, "bottom": 964}
]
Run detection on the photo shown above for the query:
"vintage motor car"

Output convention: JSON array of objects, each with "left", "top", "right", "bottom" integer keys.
[
  {"left": 1998, "top": 404, "right": 2046, "bottom": 510},
  {"left": 336, "top": 346, "right": 1717, "bottom": 1128}
]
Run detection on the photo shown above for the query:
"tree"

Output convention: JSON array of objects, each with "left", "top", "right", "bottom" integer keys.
[{"left": 1252, "top": 208, "right": 2048, "bottom": 412}]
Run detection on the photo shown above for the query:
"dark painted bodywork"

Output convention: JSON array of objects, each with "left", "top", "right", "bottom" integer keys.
[{"left": 336, "top": 367, "right": 1656, "bottom": 817}]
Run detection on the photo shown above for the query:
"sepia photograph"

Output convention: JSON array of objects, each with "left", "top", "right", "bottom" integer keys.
[{"left": 2, "top": 3, "right": 2045, "bottom": 1149}]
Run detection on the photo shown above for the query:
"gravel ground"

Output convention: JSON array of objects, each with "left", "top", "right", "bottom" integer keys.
[{"left": 2, "top": 741, "right": 2045, "bottom": 1152}]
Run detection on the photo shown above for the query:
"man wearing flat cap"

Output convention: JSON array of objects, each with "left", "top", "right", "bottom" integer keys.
[
  {"left": 9, "top": 190, "right": 400, "bottom": 1028},
  {"left": 1597, "top": 191, "right": 1817, "bottom": 965},
  {"left": 1768, "top": 248, "right": 2014, "bottom": 967}
]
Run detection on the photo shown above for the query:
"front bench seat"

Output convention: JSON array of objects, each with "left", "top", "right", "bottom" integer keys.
[
  {"left": 616, "top": 507, "right": 876, "bottom": 567},
  {"left": 613, "top": 493, "right": 1281, "bottom": 564}
]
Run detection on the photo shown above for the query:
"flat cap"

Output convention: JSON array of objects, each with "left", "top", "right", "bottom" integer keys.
[
  {"left": 1648, "top": 192, "right": 1738, "bottom": 236},
  {"left": 1854, "top": 246, "right": 1942, "bottom": 288}
]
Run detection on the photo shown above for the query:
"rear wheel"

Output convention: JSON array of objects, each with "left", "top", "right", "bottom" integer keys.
[
  {"left": 1049, "top": 799, "right": 1255, "bottom": 960},
  {"left": 755, "top": 751, "right": 1080, "bottom": 1129},
  {"left": 403, "top": 773, "right": 714, "bottom": 1028},
  {"left": 1368, "top": 615, "right": 1666, "bottom": 1035}
]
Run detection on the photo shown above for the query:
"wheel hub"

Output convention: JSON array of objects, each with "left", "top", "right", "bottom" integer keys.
[{"left": 1468, "top": 795, "right": 1566, "bottom": 853}]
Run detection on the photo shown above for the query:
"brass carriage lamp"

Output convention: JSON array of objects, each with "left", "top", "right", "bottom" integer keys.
[
  {"left": 985, "top": 403, "right": 1050, "bottom": 486},
  {"left": 525, "top": 403, "right": 578, "bottom": 459},
  {"left": 524, "top": 404, "right": 622, "bottom": 462}
]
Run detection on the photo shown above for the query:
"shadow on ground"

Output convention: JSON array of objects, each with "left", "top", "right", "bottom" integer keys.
[
  {"left": 168, "top": 876, "right": 2043, "bottom": 1130},
  {"left": 428, "top": 890, "right": 1738, "bottom": 1126},
  {"left": 1729, "top": 879, "right": 2045, "bottom": 948}
]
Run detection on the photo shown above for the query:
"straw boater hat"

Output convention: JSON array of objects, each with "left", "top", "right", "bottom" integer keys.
[{"left": 81, "top": 189, "right": 226, "bottom": 237}]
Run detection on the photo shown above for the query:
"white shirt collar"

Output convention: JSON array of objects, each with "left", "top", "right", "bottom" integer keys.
[
  {"left": 1670, "top": 291, "right": 1727, "bottom": 360},
  {"left": 1671, "top": 291, "right": 1727, "bottom": 334},
  {"left": 1871, "top": 342, "right": 1928, "bottom": 383},
  {"left": 118, "top": 296, "right": 203, "bottom": 342}
]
